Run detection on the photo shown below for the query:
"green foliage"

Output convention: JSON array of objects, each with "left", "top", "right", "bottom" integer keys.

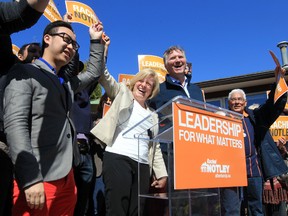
[{"left": 90, "top": 83, "right": 102, "bottom": 101}]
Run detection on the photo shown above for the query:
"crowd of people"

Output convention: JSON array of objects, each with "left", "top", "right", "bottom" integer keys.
[{"left": 1, "top": 1, "right": 288, "bottom": 216}]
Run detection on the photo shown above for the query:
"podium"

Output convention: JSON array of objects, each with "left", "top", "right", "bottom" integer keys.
[{"left": 123, "top": 96, "right": 246, "bottom": 216}]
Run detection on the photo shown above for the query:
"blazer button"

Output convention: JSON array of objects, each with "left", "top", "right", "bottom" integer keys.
[{"left": 67, "top": 134, "right": 71, "bottom": 138}]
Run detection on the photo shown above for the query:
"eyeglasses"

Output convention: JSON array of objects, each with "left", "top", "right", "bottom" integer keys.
[
  {"left": 230, "top": 97, "right": 245, "bottom": 102},
  {"left": 49, "top": 32, "right": 80, "bottom": 51}
]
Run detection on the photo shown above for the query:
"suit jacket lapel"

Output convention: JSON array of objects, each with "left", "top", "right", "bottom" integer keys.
[
  {"left": 33, "top": 60, "right": 68, "bottom": 111},
  {"left": 62, "top": 82, "right": 73, "bottom": 112}
]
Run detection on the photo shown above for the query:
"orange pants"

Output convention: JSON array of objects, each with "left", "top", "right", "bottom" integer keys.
[{"left": 12, "top": 169, "right": 77, "bottom": 216}]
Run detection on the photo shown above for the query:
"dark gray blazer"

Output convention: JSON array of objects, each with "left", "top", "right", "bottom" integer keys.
[{"left": 3, "top": 42, "right": 104, "bottom": 189}]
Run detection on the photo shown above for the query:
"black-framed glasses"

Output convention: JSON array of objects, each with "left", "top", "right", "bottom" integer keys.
[{"left": 49, "top": 32, "right": 80, "bottom": 51}]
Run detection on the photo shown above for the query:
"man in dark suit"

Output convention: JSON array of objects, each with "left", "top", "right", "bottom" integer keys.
[
  {"left": 149, "top": 45, "right": 204, "bottom": 151},
  {"left": 222, "top": 78, "right": 288, "bottom": 216},
  {"left": 3, "top": 20, "right": 104, "bottom": 215},
  {"left": 148, "top": 45, "right": 205, "bottom": 216}
]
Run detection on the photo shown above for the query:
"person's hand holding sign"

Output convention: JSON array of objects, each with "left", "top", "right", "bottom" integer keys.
[
  {"left": 89, "top": 22, "right": 103, "bottom": 40},
  {"left": 63, "top": 12, "right": 73, "bottom": 22},
  {"left": 102, "top": 33, "right": 110, "bottom": 46},
  {"left": 269, "top": 50, "right": 288, "bottom": 103},
  {"left": 270, "top": 50, "right": 286, "bottom": 83},
  {"left": 102, "top": 33, "right": 110, "bottom": 61}
]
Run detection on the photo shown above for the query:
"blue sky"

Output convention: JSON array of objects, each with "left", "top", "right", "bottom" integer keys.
[{"left": 10, "top": 0, "right": 288, "bottom": 82}]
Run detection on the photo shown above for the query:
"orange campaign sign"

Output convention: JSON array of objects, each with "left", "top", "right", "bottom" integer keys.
[
  {"left": 270, "top": 116, "right": 288, "bottom": 142},
  {"left": 44, "top": 0, "right": 62, "bottom": 22},
  {"left": 12, "top": 44, "right": 20, "bottom": 56},
  {"left": 172, "top": 103, "right": 247, "bottom": 189},
  {"left": 138, "top": 55, "right": 167, "bottom": 83},
  {"left": 65, "top": 1, "right": 98, "bottom": 27},
  {"left": 269, "top": 50, "right": 288, "bottom": 104},
  {"left": 118, "top": 74, "right": 134, "bottom": 84},
  {"left": 274, "top": 76, "right": 288, "bottom": 103}
]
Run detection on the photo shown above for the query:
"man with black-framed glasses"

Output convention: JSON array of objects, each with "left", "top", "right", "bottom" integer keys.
[{"left": 3, "top": 20, "right": 104, "bottom": 215}]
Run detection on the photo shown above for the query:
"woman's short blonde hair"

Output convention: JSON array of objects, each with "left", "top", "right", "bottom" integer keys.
[{"left": 128, "top": 68, "right": 160, "bottom": 100}]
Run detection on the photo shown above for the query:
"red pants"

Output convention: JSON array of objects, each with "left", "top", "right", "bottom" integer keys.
[{"left": 12, "top": 169, "right": 77, "bottom": 216}]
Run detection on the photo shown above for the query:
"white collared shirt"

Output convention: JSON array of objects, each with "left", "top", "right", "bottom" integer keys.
[{"left": 169, "top": 75, "right": 190, "bottom": 98}]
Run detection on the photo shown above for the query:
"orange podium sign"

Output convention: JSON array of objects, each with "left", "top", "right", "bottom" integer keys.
[{"left": 173, "top": 103, "right": 247, "bottom": 189}]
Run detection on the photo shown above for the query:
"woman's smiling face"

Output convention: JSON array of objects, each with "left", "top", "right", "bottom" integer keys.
[{"left": 132, "top": 75, "right": 155, "bottom": 108}]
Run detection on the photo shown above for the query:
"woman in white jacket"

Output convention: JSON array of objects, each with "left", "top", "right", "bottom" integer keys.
[{"left": 91, "top": 67, "right": 167, "bottom": 216}]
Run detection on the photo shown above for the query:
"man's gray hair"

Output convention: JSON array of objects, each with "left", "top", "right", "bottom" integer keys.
[
  {"left": 163, "top": 45, "right": 186, "bottom": 65},
  {"left": 228, "top": 89, "right": 246, "bottom": 101}
]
